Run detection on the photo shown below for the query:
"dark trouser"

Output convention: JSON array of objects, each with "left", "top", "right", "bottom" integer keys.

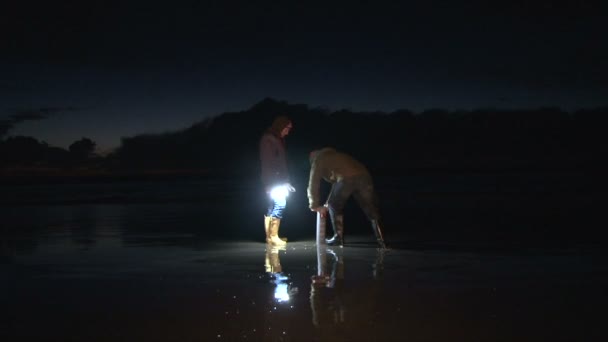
[
  {"left": 326, "top": 174, "right": 387, "bottom": 247},
  {"left": 326, "top": 174, "right": 380, "bottom": 221}
]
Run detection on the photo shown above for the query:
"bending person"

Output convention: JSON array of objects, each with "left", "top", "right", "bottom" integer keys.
[{"left": 307, "top": 147, "right": 387, "bottom": 248}]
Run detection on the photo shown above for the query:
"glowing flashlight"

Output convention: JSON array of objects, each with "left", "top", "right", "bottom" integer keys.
[{"left": 270, "top": 184, "right": 290, "bottom": 201}]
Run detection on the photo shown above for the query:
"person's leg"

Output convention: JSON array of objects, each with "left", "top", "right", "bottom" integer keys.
[
  {"left": 266, "top": 195, "right": 287, "bottom": 246},
  {"left": 264, "top": 215, "right": 271, "bottom": 243},
  {"left": 267, "top": 194, "right": 287, "bottom": 219},
  {"left": 326, "top": 180, "right": 355, "bottom": 246},
  {"left": 352, "top": 176, "right": 387, "bottom": 248}
]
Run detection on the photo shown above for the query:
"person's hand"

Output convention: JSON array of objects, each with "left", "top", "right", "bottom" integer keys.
[
  {"left": 310, "top": 206, "right": 328, "bottom": 217},
  {"left": 286, "top": 183, "right": 296, "bottom": 192}
]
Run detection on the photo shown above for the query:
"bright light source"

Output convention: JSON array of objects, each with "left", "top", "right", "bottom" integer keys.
[{"left": 270, "top": 184, "right": 289, "bottom": 201}]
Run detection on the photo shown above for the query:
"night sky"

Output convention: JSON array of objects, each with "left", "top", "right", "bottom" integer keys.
[{"left": 2, "top": 1, "right": 607, "bottom": 151}]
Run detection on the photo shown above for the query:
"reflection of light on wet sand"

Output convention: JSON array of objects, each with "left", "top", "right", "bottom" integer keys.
[
  {"left": 3, "top": 231, "right": 607, "bottom": 341},
  {"left": 273, "top": 278, "right": 290, "bottom": 302}
]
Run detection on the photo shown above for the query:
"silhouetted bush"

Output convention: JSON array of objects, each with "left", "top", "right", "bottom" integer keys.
[{"left": 2, "top": 99, "right": 607, "bottom": 176}]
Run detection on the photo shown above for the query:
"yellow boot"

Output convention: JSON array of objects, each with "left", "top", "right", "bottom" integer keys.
[
  {"left": 264, "top": 215, "right": 272, "bottom": 243},
  {"left": 268, "top": 217, "right": 287, "bottom": 247}
]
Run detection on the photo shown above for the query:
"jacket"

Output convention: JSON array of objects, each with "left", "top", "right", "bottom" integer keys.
[
  {"left": 307, "top": 147, "right": 370, "bottom": 209},
  {"left": 259, "top": 131, "right": 289, "bottom": 189}
]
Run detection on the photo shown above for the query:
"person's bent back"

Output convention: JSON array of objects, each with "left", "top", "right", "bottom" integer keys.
[{"left": 307, "top": 147, "right": 387, "bottom": 248}]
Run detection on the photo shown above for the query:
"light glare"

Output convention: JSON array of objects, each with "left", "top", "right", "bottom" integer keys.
[{"left": 270, "top": 185, "right": 289, "bottom": 201}]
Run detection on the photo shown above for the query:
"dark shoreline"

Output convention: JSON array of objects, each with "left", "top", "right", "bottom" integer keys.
[{"left": 1, "top": 163, "right": 603, "bottom": 184}]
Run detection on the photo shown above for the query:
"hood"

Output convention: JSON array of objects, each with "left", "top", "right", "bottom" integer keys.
[{"left": 309, "top": 147, "right": 336, "bottom": 164}]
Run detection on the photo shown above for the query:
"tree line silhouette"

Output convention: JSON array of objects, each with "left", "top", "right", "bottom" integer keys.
[
  {"left": 0, "top": 136, "right": 98, "bottom": 169},
  {"left": 1, "top": 98, "right": 606, "bottom": 179}
]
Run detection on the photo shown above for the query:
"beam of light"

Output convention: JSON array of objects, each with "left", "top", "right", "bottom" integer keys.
[{"left": 269, "top": 184, "right": 290, "bottom": 202}]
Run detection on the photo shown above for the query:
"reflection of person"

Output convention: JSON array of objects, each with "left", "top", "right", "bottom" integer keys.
[
  {"left": 373, "top": 248, "right": 387, "bottom": 279},
  {"left": 264, "top": 246, "right": 291, "bottom": 303},
  {"left": 262, "top": 245, "right": 298, "bottom": 340},
  {"left": 310, "top": 246, "right": 345, "bottom": 329},
  {"left": 259, "top": 116, "right": 295, "bottom": 247},
  {"left": 309, "top": 246, "right": 386, "bottom": 339},
  {"left": 307, "top": 147, "right": 387, "bottom": 248},
  {"left": 264, "top": 245, "right": 283, "bottom": 274}
]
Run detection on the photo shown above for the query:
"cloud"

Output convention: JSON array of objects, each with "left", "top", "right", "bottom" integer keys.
[{"left": 1, "top": 106, "right": 79, "bottom": 138}]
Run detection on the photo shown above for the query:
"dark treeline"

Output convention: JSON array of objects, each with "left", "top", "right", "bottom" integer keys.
[
  {"left": 114, "top": 98, "right": 607, "bottom": 178},
  {"left": 2, "top": 98, "right": 607, "bottom": 179},
  {"left": 0, "top": 136, "right": 100, "bottom": 170}
]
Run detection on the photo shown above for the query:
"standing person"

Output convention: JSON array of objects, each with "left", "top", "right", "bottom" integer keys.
[
  {"left": 260, "top": 116, "right": 295, "bottom": 246},
  {"left": 307, "top": 147, "right": 387, "bottom": 248}
]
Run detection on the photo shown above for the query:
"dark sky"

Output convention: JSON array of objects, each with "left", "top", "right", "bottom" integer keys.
[{"left": 1, "top": 1, "right": 607, "bottom": 151}]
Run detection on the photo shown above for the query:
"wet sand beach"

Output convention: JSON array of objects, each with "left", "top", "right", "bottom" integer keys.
[
  {"left": 2, "top": 175, "right": 606, "bottom": 341},
  {"left": 3, "top": 232, "right": 607, "bottom": 341}
]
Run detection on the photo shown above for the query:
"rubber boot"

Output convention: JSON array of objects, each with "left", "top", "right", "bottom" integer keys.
[
  {"left": 268, "top": 217, "right": 287, "bottom": 247},
  {"left": 265, "top": 216, "right": 287, "bottom": 243},
  {"left": 326, "top": 214, "right": 344, "bottom": 247},
  {"left": 264, "top": 215, "right": 272, "bottom": 243},
  {"left": 371, "top": 219, "right": 387, "bottom": 249}
]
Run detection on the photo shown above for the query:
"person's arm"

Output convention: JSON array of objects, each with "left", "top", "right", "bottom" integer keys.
[
  {"left": 307, "top": 161, "right": 323, "bottom": 209},
  {"left": 259, "top": 135, "right": 275, "bottom": 189}
]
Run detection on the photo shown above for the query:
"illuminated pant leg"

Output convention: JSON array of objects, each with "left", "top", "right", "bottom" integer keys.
[{"left": 266, "top": 195, "right": 287, "bottom": 219}]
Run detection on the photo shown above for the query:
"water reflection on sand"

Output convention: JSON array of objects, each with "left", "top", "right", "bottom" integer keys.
[{"left": 2, "top": 204, "right": 607, "bottom": 341}]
